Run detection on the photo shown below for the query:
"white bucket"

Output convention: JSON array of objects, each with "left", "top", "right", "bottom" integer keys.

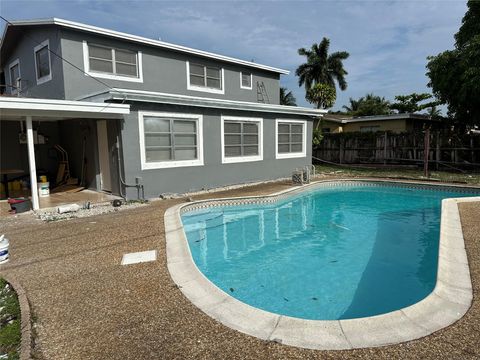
[
  {"left": 38, "top": 182, "right": 50, "bottom": 197},
  {"left": 0, "top": 235, "right": 9, "bottom": 264}
]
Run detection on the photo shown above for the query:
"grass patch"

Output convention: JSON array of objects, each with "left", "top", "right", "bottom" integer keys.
[
  {"left": 315, "top": 164, "right": 480, "bottom": 186},
  {"left": 0, "top": 278, "right": 21, "bottom": 360}
]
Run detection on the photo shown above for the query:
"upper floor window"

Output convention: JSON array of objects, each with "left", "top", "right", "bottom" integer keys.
[
  {"left": 83, "top": 41, "right": 143, "bottom": 83},
  {"left": 240, "top": 71, "right": 252, "bottom": 90},
  {"left": 34, "top": 40, "right": 52, "bottom": 85},
  {"left": 221, "top": 116, "right": 263, "bottom": 164},
  {"left": 275, "top": 120, "right": 307, "bottom": 159},
  {"left": 186, "top": 61, "right": 224, "bottom": 94},
  {"left": 138, "top": 111, "right": 204, "bottom": 170},
  {"left": 9, "top": 59, "right": 20, "bottom": 95}
]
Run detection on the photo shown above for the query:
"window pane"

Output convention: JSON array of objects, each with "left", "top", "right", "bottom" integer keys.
[
  {"left": 241, "top": 73, "right": 251, "bottom": 87},
  {"left": 206, "top": 78, "right": 221, "bottom": 89},
  {"left": 278, "top": 144, "right": 290, "bottom": 153},
  {"left": 145, "top": 134, "right": 171, "bottom": 147},
  {"left": 174, "top": 134, "right": 196, "bottom": 146},
  {"left": 190, "top": 74, "right": 205, "bottom": 86},
  {"left": 89, "top": 45, "right": 112, "bottom": 60},
  {"left": 10, "top": 64, "right": 19, "bottom": 81},
  {"left": 144, "top": 117, "right": 170, "bottom": 132},
  {"left": 291, "top": 134, "right": 303, "bottom": 142},
  {"left": 116, "top": 63, "right": 137, "bottom": 76},
  {"left": 278, "top": 124, "right": 290, "bottom": 133},
  {"left": 190, "top": 63, "right": 204, "bottom": 76},
  {"left": 291, "top": 125, "right": 303, "bottom": 133},
  {"left": 243, "top": 134, "right": 258, "bottom": 145},
  {"left": 174, "top": 148, "right": 197, "bottom": 160},
  {"left": 89, "top": 58, "right": 113, "bottom": 73},
  {"left": 243, "top": 145, "right": 259, "bottom": 156},
  {"left": 225, "top": 134, "right": 241, "bottom": 145},
  {"left": 115, "top": 49, "right": 136, "bottom": 64},
  {"left": 225, "top": 146, "right": 241, "bottom": 157},
  {"left": 278, "top": 134, "right": 290, "bottom": 143},
  {"left": 173, "top": 120, "right": 196, "bottom": 133},
  {"left": 146, "top": 148, "right": 171, "bottom": 161},
  {"left": 224, "top": 122, "right": 241, "bottom": 133},
  {"left": 206, "top": 67, "right": 220, "bottom": 78},
  {"left": 291, "top": 144, "right": 303, "bottom": 152},
  {"left": 36, "top": 46, "right": 50, "bottom": 78},
  {"left": 243, "top": 123, "right": 258, "bottom": 134}
]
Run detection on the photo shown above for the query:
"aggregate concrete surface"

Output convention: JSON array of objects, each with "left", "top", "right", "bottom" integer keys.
[{"left": 0, "top": 180, "right": 478, "bottom": 359}]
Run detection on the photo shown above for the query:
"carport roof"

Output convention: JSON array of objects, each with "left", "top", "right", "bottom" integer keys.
[{"left": 0, "top": 96, "right": 130, "bottom": 120}]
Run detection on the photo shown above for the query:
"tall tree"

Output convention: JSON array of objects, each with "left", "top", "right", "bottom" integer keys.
[
  {"left": 427, "top": 0, "right": 480, "bottom": 127},
  {"left": 305, "top": 84, "right": 336, "bottom": 109},
  {"left": 342, "top": 97, "right": 362, "bottom": 114},
  {"left": 279, "top": 87, "right": 297, "bottom": 106},
  {"left": 390, "top": 93, "right": 440, "bottom": 113},
  {"left": 295, "top": 38, "right": 349, "bottom": 108}
]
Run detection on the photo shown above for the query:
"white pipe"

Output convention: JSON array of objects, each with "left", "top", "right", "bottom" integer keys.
[{"left": 26, "top": 116, "right": 39, "bottom": 210}]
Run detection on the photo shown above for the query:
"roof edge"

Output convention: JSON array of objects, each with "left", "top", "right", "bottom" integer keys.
[
  {"left": 80, "top": 88, "right": 326, "bottom": 117},
  {"left": 5, "top": 17, "right": 290, "bottom": 75}
]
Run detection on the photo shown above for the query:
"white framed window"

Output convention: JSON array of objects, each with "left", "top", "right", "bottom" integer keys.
[
  {"left": 240, "top": 71, "right": 252, "bottom": 90},
  {"left": 186, "top": 61, "right": 225, "bottom": 94},
  {"left": 138, "top": 111, "right": 204, "bottom": 170},
  {"left": 9, "top": 59, "right": 21, "bottom": 95},
  {"left": 83, "top": 41, "right": 143, "bottom": 83},
  {"left": 275, "top": 119, "right": 307, "bottom": 159},
  {"left": 221, "top": 116, "right": 263, "bottom": 164},
  {"left": 34, "top": 39, "right": 52, "bottom": 85}
]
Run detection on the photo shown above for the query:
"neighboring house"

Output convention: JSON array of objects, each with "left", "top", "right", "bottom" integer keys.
[
  {"left": 0, "top": 18, "right": 325, "bottom": 209},
  {"left": 318, "top": 113, "right": 439, "bottom": 134}
]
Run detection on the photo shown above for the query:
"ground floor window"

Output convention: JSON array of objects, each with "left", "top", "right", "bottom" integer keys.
[
  {"left": 221, "top": 116, "right": 263, "bottom": 164},
  {"left": 275, "top": 119, "right": 307, "bottom": 159},
  {"left": 138, "top": 111, "right": 203, "bottom": 169}
]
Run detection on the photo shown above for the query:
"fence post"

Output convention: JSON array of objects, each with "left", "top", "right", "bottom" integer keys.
[
  {"left": 424, "top": 128, "right": 430, "bottom": 177},
  {"left": 339, "top": 138, "right": 344, "bottom": 164},
  {"left": 383, "top": 132, "right": 387, "bottom": 165},
  {"left": 436, "top": 131, "right": 440, "bottom": 170}
]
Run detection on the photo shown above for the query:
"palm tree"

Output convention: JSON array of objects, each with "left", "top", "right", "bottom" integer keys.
[
  {"left": 295, "top": 38, "right": 349, "bottom": 100},
  {"left": 342, "top": 97, "right": 362, "bottom": 113},
  {"left": 280, "top": 87, "right": 297, "bottom": 106}
]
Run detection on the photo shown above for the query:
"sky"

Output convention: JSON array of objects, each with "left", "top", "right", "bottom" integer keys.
[{"left": 0, "top": 0, "right": 468, "bottom": 111}]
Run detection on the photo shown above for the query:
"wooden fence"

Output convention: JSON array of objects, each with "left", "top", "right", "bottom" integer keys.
[{"left": 313, "top": 131, "right": 480, "bottom": 170}]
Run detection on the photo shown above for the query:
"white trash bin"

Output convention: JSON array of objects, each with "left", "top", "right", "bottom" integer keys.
[
  {"left": 0, "top": 235, "right": 9, "bottom": 264},
  {"left": 38, "top": 182, "right": 50, "bottom": 197}
]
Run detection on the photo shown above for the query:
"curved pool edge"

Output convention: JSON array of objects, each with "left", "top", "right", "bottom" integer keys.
[{"left": 164, "top": 179, "right": 478, "bottom": 350}]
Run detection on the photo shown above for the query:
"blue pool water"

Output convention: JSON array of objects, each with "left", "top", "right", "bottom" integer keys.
[{"left": 181, "top": 184, "right": 477, "bottom": 320}]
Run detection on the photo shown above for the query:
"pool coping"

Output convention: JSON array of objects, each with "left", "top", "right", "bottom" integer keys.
[{"left": 164, "top": 179, "right": 479, "bottom": 350}]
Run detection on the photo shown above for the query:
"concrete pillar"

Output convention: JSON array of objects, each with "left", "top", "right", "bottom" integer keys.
[{"left": 26, "top": 116, "right": 39, "bottom": 210}]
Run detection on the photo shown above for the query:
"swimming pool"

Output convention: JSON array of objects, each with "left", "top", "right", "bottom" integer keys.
[{"left": 181, "top": 182, "right": 478, "bottom": 321}]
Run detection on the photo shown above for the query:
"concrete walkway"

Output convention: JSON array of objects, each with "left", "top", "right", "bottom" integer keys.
[{"left": 0, "top": 181, "right": 479, "bottom": 359}]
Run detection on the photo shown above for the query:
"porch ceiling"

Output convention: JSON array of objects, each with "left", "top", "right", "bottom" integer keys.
[{"left": 0, "top": 96, "right": 130, "bottom": 121}]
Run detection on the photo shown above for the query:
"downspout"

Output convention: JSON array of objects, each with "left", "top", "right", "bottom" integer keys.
[{"left": 115, "top": 122, "right": 144, "bottom": 200}]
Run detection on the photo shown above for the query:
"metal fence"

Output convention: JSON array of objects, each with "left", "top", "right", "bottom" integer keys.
[{"left": 313, "top": 131, "right": 480, "bottom": 170}]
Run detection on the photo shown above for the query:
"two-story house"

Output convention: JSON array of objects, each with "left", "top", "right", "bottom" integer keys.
[{"left": 0, "top": 18, "right": 325, "bottom": 209}]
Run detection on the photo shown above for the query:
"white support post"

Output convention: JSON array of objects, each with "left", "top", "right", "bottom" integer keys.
[{"left": 26, "top": 116, "right": 39, "bottom": 210}]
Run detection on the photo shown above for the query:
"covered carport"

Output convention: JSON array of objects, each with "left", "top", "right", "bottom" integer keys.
[{"left": 0, "top": 97, "right": 129, "bottom": 210}]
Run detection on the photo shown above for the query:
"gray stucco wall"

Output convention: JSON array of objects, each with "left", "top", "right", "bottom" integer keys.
[
  {"left": 60, "top": 29, "right": 280, "bottom": 104},
  {"left": 2, "top": 26, "right": 65, "bottom": 99},
  {"left": 120, "top": 103, "right": 312, "bottom": 199}
]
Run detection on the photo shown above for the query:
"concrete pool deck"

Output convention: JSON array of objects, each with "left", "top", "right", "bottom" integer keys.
[
  {"left": 165, "top": 180, "right": 478, "bottom": 350},
  {"left": 0, "top": 178, "right": 479, "bottom": 359}
]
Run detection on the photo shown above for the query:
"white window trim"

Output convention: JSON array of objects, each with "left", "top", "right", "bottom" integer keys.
[
  {"left": 275, "top": 119, "right": 307, "bottom": 159},
  {"left": 33, "top": 39, "right": 52, "bottom": 85},
  {"left": 8, "top": 59, "right": 20, "bottom": 95},
  {"left": 186, "top": 61, "right": 225, "bottom": 95},
  {"left": 239, "top": 71, "right": 252, "bottom": 90},
  {"left": 138, "top": 111, "right": 204, "bottom": 170},
  {"left": 83, "top": 41, "right": 143, "bottom": 83},
  {"left": 221, "top": 115, "right": 263, "bottom": 164}
]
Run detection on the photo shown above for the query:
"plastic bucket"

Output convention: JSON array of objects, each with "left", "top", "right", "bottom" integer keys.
[
  {"left": 38, "top": 182, "right": 50, "bottom": 197},
  {"left": 39, "top": 175, "right": 47, "bottom": 183},
  {"left": 0, "top": 235, "right": 9, "bottom": 264}
]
